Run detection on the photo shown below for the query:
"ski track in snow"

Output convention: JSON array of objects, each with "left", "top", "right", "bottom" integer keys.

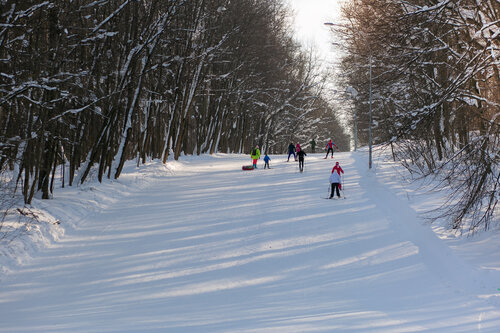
[{"left": 1, "top": 151, "right": 500, "bottom": 332}]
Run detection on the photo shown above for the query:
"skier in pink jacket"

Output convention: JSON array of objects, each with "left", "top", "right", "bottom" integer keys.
[{"left": 324, "top": 139, "right": 338, "bottom": 159}]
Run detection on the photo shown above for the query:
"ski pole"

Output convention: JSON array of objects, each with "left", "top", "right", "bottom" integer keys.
[{"left": 341, "top": 174, "right": 345, "bottom": 198}]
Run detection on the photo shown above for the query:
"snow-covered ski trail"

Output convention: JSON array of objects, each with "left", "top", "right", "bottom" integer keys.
[{"left": 1, "top": 152, "right": 500, "bottom": 332}]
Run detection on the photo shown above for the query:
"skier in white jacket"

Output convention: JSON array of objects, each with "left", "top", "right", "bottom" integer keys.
[{"left": 329, "top": 162, "right": 343, "bottom": 198}]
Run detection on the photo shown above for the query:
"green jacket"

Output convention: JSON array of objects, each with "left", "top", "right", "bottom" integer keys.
[{"left": 251, "top": 148, "right": 261, "bottom": 160}]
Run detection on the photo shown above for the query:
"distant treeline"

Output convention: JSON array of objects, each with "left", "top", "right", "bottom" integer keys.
[{"left": 0, "top": 0, "right": 348, "bottom": 203}]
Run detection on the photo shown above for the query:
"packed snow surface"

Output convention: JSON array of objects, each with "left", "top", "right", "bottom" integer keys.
[{"left": 2, "top": 150, "right": 500, "bottom": 332}]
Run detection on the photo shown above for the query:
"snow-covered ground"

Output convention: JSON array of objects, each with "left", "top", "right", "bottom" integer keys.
[{"left": 2, "top": 149, "right": 500, "bottom": 332}]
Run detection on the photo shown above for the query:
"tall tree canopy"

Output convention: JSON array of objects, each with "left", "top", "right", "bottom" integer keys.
[
  {"left": 336, "top": 0, "right": 499, "bottom": 232},
  {"left": 0, "top": 0, "right": 349, "bottom": 204}
]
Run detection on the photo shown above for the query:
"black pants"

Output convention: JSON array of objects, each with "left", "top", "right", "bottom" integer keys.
[
  {"left": 264, "top": 161, "right": 270, "bottom": 169},
  {"left": 299, "top": 158, "right": 304, "bottom": 171},
  {"left": 325, "top": 147, "right": 333, "bottom": 158},
  {"left": 330, "top": 183, "right": 340, "bottom": 198}
]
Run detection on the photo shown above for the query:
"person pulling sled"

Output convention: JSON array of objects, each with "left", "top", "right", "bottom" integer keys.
[{"left": 251, "top": 145, "right": 261, "bottom": 169}]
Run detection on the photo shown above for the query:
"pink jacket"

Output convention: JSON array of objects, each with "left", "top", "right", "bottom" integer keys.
[{"left": 331, "top": 165, "right": 344, "bottom": 175}]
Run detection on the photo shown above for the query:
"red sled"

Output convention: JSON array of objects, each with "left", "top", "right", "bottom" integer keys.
[{"left": 242, "top": 165, "right": 254, "bottom": 171}]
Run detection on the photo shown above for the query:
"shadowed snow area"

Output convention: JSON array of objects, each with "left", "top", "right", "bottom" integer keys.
[{"left": 1, "top": 150, "right": 500, "bottom": 332}]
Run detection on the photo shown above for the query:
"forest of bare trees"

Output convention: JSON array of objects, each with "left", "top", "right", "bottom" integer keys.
[
  {"left": 0, "top": 0, "right": 348, "bottom": 205},
  {"left": 336, "top": 0, "right": 499, "bottom": 231}
]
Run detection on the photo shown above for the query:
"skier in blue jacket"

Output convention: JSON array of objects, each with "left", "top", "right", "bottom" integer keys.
[{"left": 263, "top": 154, "right": 271, "bottom": 169}]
